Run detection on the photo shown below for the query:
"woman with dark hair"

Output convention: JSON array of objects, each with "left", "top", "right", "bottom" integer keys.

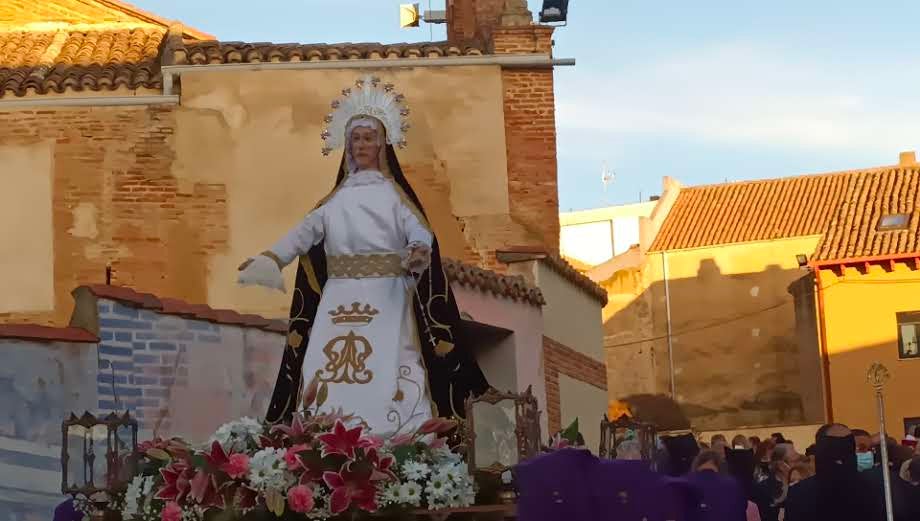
[{"left": 238, "top": 76, "right": 489, "bottom": 434}]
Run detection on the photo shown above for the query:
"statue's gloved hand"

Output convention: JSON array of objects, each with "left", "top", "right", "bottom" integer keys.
[
  {"left": 403, "top": 242, "right": 432, "bottom": 275},
  {"left": 237, "top": 253, "right": 286, "bottom": 292}
]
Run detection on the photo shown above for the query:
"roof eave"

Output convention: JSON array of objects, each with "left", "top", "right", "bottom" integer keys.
[{"left": 809, "top": 252, "right": 920, "bottom": 270}]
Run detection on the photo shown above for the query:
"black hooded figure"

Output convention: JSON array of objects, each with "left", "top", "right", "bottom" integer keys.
[
  {"left": 784, "top": 425, "right": 875, "bottom": 521},
  {"left": 250, "top": 129, "right": 491, "bottom": 428}
]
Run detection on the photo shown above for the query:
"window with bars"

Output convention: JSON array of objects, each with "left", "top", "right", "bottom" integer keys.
[{"left": 897, "top": 311, "right": 920, "bottom": 359}]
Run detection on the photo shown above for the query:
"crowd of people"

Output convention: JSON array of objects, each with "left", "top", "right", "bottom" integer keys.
[{"left": 660, "top": 426, "right": 920, "bottom": 521}]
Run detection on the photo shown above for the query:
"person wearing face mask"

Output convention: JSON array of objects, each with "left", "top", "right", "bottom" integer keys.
[{"left": 783, "top": 423, "right": 874, "bottom": 521}]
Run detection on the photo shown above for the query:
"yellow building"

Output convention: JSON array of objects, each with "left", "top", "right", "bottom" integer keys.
[
  {"left": 564, "top": 154, "right": 920, "bottom": 434},
  {"left": 809, "top": 162, "right": 920, "bottom": 437}
]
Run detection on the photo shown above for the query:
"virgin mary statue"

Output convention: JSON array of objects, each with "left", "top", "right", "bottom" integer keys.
[{"left": 237, "top": 76, "right": 490, "bottom": 436}]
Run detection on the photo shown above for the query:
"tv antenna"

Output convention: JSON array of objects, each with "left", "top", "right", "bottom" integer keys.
[{"left": 601, "top": 161, "right": 615, "bottom": 199}]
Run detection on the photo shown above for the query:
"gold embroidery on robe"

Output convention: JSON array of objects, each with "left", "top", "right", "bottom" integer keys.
[
  {"left": 327, "top": 254, "right": 404, "bottom": 279},
  {"left": 315, "top": 331, "right": 374, "bottom": 384}
]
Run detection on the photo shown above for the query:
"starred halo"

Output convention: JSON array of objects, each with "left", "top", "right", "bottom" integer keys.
[{"left": 321, "top": 75, "right": 410, "bottom": 156}]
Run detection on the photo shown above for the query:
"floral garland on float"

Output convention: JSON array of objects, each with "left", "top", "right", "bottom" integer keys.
[{"left": 109, "top": 383, "right": 475, "bottom": 521}]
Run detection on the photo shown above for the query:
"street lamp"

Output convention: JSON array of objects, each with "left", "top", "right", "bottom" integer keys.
[
  {"left": 539, "top": 0, "right": 570, "bottom": 24},
  {"left": 61, "top": 411, "right": 138, "bottom": 520}
]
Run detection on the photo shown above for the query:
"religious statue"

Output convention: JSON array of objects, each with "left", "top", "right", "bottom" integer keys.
[{"left": 237, "top": 76, "right": 490, "bottom": 436}]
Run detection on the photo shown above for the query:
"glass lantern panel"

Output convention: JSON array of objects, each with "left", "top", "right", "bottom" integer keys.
[{"left": 473, "top": 400, "right": 518, "bottom": 469}]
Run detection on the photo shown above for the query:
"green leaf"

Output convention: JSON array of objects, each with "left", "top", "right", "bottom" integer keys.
[
  {"left": 190, "top": 454, "right": 208, "bottom": 469},
  {"left": 561, "top": 418, "right": 580, "bottom": 444},
  {"left": 391, "top": 445, "right": 418, "bottom": 466}
]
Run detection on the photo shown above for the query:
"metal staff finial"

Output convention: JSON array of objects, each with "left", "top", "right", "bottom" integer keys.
[{"left": 867, "top": 362, "right": 894, "bottom": 521}]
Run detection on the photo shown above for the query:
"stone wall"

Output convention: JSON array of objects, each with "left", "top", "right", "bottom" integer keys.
[{"left": 0, "top": 329, "right": 98, "bottom": 520}]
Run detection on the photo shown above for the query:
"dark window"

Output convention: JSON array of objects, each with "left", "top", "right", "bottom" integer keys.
[
  {"left": 878, "top": 213, "right": 910, "bottom": 231},
  {"left": 905, "top": 417, "right": 920, "bottom": 438},
  {"left": 897, "top": 311, "right": 920, "bottom": 359}
]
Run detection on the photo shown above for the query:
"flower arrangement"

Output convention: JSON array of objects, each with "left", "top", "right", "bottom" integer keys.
[{"left": 114, "top": 409, "right": 475, "bottom": 521}]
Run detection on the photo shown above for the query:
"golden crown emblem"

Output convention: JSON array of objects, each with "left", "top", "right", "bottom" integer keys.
[{"left": 329, "top": 302, "right": 380, "bottom": 326}]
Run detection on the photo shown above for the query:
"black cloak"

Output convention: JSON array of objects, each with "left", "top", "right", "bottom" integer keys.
[{"left": 264, "top": 145, "right": 490, "bottom": 425}]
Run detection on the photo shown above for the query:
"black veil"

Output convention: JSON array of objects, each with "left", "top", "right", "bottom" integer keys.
[{"left": 265, "top": 145, "right": 490, "bottom": 425}]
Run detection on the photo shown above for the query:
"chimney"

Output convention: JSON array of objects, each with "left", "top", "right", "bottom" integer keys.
[
  {"left": 899, "top": 150, "right": 917, "bottom": 167},
  {"left": 447, "top": 0, "right": 533, "bottom": 46}
]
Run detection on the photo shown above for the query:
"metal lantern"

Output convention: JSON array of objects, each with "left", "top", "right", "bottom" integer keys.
[
  {"left": 61, "top": 411, "right": 138, "bottom": 515},
  {"left": 599, "top": 414, "right": 657, "bottom": 462},
  {"left": 464, "top": 386, "right": 541, "bottom": 474}
]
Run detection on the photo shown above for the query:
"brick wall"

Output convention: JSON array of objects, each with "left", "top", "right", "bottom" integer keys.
[
  {"left": 0, "top": 105, "right": 229, "bottom": 327},
  {"left": 495, "top": 26, "right": 560, "bottom": 252},
  {"left": 92, "top": 297, "right": 282, "bottom": 437},
  {"left": 447, "top": 0, "right": 507, "bottom": 43},
  {"left": 543, "top": 335, "right": 607, "bottom": 434}
]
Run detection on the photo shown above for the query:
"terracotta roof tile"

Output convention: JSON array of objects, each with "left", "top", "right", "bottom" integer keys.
[
  {"left": 0, "top": 1, "right": 212, "bottom": 40},
  {"left": 812, "top": 167, "right": 920, "bottom": 262},
  {"left": 650, "top": 167, "right": 885, "bottom": 252},
  {"left": 77, "top": 258, "right": 538, "bottom": 331},
  {"left": 442, "top": 258, "right": 546, "bottom": 307},
  {"left": 0, "top": 24, "right": 164, "bottom": 97},
  {"left": 496, "top": 247, "right": 608, "bottom": 306},
  {"left": 78, "top": 284, "right": 286, "bottom": 332},
  {"left": 174, "top": 40, "right": 484, "bottom": 65},
  {"left": 0, "top": 324, "right": 98, "bottom": 343}
]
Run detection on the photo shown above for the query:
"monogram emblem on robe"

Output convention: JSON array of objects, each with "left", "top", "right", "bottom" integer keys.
[
  {"left": 316, "top": 331, "right": 374, "bottom": 384},
  {"left": 315, "top": 303, "right": 378, "bottom": 385}
]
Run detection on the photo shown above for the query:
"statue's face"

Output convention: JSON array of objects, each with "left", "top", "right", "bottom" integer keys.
[{"left": 350, "top": 125, "right": 380, "bottom": 171}]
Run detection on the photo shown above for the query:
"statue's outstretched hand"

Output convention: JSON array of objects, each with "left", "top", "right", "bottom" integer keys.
[
  {"left": 404, "top": 243, "right": 432, "bottom": 275},
  {"left": 237, "top": 254, "right": 286, "bottom": 292}
]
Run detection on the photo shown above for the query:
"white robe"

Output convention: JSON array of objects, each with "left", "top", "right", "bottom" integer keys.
[{"left": 268, "top": 169, "right": 434, "bottom": 436}]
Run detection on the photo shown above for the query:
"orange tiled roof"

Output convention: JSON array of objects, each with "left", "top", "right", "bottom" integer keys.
[
  {"left": 173, "top": 40, "right": 485, "bottom": 65},
  {"left": 0, "top": 0, "right": 212, "bottom": 40},
  {"left": 0, "top": 323, "right": 98, "bottom": 343},
  {"left": 812, "top": 167, "right": 920, "bottom": 262},
  {"left": 649, "top": 167, "right": 884, "bottom": 252},
  {"left": 0, "top": 23, "right": 164, "bottom": 97}
]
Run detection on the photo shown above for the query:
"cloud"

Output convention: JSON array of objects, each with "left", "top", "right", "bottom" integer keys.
[{"left": 555, "top": 44, "right": 920, "bottom": 152}]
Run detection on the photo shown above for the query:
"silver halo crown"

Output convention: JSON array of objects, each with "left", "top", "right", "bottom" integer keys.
[{"left": 321, "top": 75, "right": 411, "bottom": 156}]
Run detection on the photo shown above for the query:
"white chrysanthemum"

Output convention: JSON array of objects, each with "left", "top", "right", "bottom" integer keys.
[
  {"left": 380, "top": 482, "right": 401, "bottom": 505},
  {"left": 210, "top": 417, "right": 264, "bottom": 452},
  {"left": 431, "top": 446, "right": 462, "bottom": 464},
  {"left": 424, "top": 473, "right": 453, "bottom": 500},
  {"left": 402, "top": 460, "right": 430, "bottom": 481},
  {"left": 398, "top": 481, "right": 423, "bottom": 506},
  {"left": 248, "top": 448, "right": 293, "bottom": 492}
]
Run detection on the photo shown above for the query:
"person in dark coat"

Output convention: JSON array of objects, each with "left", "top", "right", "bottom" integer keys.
[
  {"left": 684, "top": 449, "right": 747, "bottom": 521},
  {"left": 661, "top": 433, "right": 701, "bottom": 477},
  {"left": 784, "top": 424, "right": 875, "bottom": 521},
  {"left": 725, "top": 447, "right": 756, "bottom": 500},
  {"left": 863, "top": 444, "right": 917, "bottom": 521}
]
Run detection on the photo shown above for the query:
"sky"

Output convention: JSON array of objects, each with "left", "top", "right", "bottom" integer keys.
[{"left": 132, "top": 0, "right": 920, "bottom": 211}]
